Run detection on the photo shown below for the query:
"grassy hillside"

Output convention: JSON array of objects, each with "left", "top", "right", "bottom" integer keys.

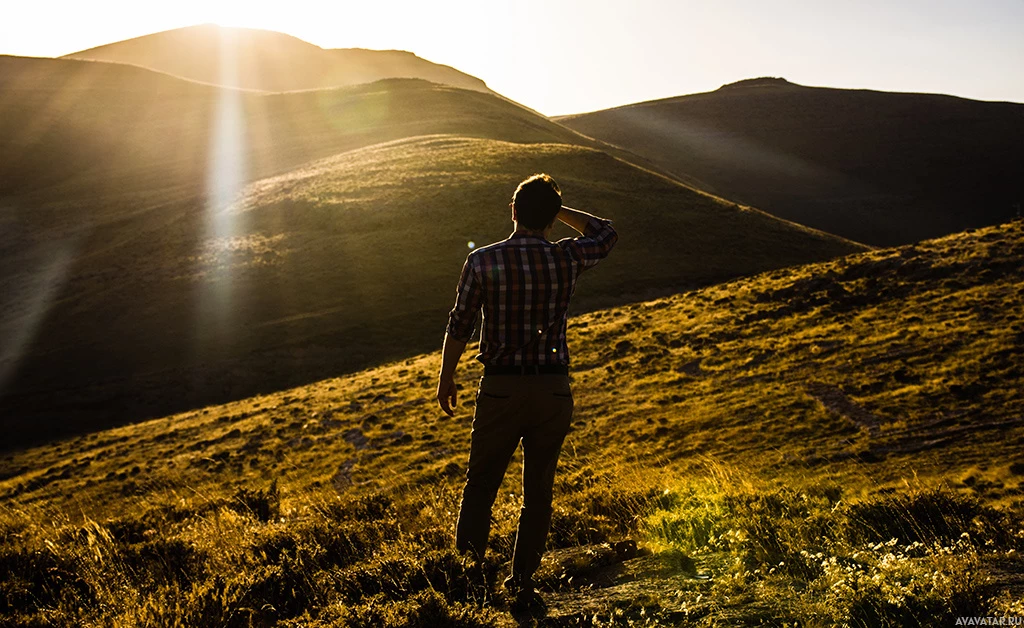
[
  {"left": 62, "top": 24, "right": 494, "bottom": 95},
  {"left": 1, "top": 127, "right": 862, "bottom": 449},
  {"left": 1, "top": 56, "right": 864, "bottom": 448},
  {"left": 558, "top": 78, "right": 1024, "bottom": 246},
  {"left": 1, "top": 220, "right": 1021, "bottom": 626}
]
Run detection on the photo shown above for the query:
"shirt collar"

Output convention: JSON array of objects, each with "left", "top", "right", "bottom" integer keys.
[{"left": 508, "top": 231, "right": 550, "bottom": 242}]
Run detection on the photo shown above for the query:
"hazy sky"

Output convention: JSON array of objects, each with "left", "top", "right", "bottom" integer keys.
[{"left": 4, "top": 0, "right": 1023, "bottom": 115}]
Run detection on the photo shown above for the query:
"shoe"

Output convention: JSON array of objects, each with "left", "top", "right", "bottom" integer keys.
[
  {"left": 511, "top": 588, "right": 546, "bottom": 613},
  {"left": 503, "top": 576, "right": 546, "bottom": 615}
]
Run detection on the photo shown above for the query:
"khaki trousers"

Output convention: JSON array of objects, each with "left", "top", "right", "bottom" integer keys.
[{"left": 455, "top": 373, "right": 573, "bottom": 584}]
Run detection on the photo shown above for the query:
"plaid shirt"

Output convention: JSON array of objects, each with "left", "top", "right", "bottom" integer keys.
[{"left": 446, "top": 216, "right": 618, "bottom": 366}]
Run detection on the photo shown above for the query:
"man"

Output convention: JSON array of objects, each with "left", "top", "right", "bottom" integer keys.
[{"left": 436, "top": 173, "right": 618, "bottom": 606}]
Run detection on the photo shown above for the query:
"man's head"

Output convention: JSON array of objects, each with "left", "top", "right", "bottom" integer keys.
[{"left": 511, "top": 174, "right": 561, "bottom": 231}]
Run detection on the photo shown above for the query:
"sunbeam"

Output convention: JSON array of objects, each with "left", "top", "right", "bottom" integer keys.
[
  {"left": 207, "top": 31, "right": 247, "bottom": 241},
  {"left": 606, "top": 105, "right": 858, "bottom": 198},
  {"left": 197, "top": 26, "right": 248, "bottom": 355},
  {"left": 0, "top": 237, "right": 77, "bottom": 395}
]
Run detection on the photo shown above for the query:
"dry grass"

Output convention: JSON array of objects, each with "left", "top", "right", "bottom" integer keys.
[{"left": 1, "top": 220, "right": 1022, "bottom": 625}]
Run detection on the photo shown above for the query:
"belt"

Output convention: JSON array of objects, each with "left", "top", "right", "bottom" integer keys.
[{"left": 484, "top": 364, "right": 569, "bottom": 376}]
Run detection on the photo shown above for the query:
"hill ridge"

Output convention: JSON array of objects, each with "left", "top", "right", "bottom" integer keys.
[
  {"left": 557, "top": 81, "right": 1024, "bottom": 245},
  {"left": 718, "top": 76, "right": 793, "bottom": 90},
  {"left": 558, "top": 77, "right": 1019, "bottom": 119},
  {"left": 62, "top": 23, "right": 322, "bottom": 57},
  {"left": 60, "top": 23, "right": 494, "bottom": 95}
]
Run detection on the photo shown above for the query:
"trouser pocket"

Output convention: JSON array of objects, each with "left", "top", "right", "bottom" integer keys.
[{"left": 480, "top": 391, "right": 511, "bottom": 399}]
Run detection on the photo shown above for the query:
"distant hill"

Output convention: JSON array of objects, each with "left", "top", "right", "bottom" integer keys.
[
  {"left": 61, "top": 24, "right": 495, "bottom": 95},
  {"left": 557, "top": 79, "right": 1024, "bottom": 245},
  {"left": 0, "top": 55, "right": 579, "bottom": 201},
  {"left": 0, "top": 57, "right": 864, "bottom": 448}
]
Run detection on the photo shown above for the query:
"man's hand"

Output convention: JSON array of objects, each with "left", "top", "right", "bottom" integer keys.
[
  {"left": 437, "top": 333, "right": 468, "bottom": 417},
  {"left": 436, "top": 375, "right": 458, "bottom": 417}
]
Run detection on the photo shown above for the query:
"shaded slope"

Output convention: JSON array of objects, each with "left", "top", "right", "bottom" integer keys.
[
  {"left": 0, "top": 54, "right": 625, "bottom": 445},
  {"left": 558, "top": 78, "right": 1024, "bottom": 246},
  {"left": 0, "top": 133, "right": 862, "bottom": 449},
  {"left": 62, "top": 24, "right": 494, "bottom": 95},
  {"left": 0, "top": 56, "right": 597, "bottom": 418},
  {"left": 0, "top": 220, "right": 1020, "bottom": 625}
]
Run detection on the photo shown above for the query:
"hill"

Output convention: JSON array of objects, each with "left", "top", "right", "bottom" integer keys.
[
  {"left": 61, "top": 24, "right": 494, "bottom": 95},
  {"left": 0, "top": 55, "right": 575, "bottom": 201},
  {"left": 557, "top": 78, "right": 1024, "bottom": 246},
  {"left": 1, "top": 55, "right": 864, "bottom": 448},
  {"left": 1, "top": 219, "right": 1021, "bottom": 625},
  {"left": 1, "top": 133, "right": 863, "bottom": 450}
]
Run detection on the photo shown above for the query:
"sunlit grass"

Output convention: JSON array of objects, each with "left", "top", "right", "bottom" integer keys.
[{"left": 1, "top": 220, "right": 1022, "bottom": 624}]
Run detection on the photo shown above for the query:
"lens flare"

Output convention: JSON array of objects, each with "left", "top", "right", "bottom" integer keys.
[
  {"left": 197, "top": 27, "right": 248, "bottom": 355},
  {"left": 207, "top": 29, "right": 247, "bottom": 239},
  {"left": 0, "top": 238, "right": 77, "bottom": 394}
]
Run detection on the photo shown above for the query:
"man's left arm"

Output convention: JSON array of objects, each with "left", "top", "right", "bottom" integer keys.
[
  {"left": 437, "top": 256, "right": 481, "bottom": 416},
  {"left": 437, "top": 333, "right": 467, "bottom": 417}
]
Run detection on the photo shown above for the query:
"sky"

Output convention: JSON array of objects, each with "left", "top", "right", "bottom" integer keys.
[{"left": 3, "top": 0, "right": 1023, "bottom": 116}]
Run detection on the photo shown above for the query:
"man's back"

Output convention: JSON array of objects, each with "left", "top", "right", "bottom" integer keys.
[{"left": 446, "top": 215, "right": 617, "bottom": 366}]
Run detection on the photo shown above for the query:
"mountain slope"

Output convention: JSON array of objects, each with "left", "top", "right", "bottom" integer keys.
[
  {"left": 1, "top": 55, "right": 866, "bottom": 448},
  {"left": 1, "top": 128, "right": 863, "bottom": 449},
  {"left": 1, "top": 220, "right": 1021, "bottom": 625},
  {"left": 62, "top": 24, "right": 494, "bottom": 95},
  {"left": 558, "top": 78, "right": 1024, "bottom": 246}
]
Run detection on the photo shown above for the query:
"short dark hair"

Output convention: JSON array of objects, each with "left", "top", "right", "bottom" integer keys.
[{"left": 512, "top": 174, "right": 561, "bottom": 230}]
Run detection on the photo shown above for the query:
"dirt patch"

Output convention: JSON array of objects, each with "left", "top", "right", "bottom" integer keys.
[{"left": 807, "top": 382, "right": 888, "bottom": 431}]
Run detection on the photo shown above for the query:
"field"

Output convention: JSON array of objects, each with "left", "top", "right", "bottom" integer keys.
[
  {"left": 2, "top": 219, "right": 1021, "bottom": 626},
  {"left": 1, "top": 56, "right": 862, "bottom": 448}
]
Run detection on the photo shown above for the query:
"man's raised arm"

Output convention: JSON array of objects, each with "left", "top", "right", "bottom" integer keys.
[
  {"left": 557, "top": 205, "right": 599, "bottom": 233},
  {"left": 557, "top": 205, "right": 618, "bottom": 271}
]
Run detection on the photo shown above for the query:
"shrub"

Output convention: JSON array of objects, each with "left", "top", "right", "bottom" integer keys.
[
  {"left": 0, "top": 546, "right": 95, "bottom": 615},
  {"left": 549, "top": 481, "right": 663, "bottom": 549},
  {"left": 121, "top": 537, "right": 208, "bottom": 587},
  {"left": 807, "top": 537, "right": 988, "bottom": 626},
  {"left": 311, "top": 589, "right": 499, "bottom": 628},
  {"left": 230, "top": 480, "right": 280, "bottom": 522},
  {"left": 644, "top": 482, "right": 729, "bottom": 554},
  {"left": 237, "top": 554, "right": 319, "bottom": 623},
  {"left": 844, "top": 489, "right": 995, "bottom": 546},
  {"left": 314, "top": 492, "right": 394, "bottom": 523}
]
